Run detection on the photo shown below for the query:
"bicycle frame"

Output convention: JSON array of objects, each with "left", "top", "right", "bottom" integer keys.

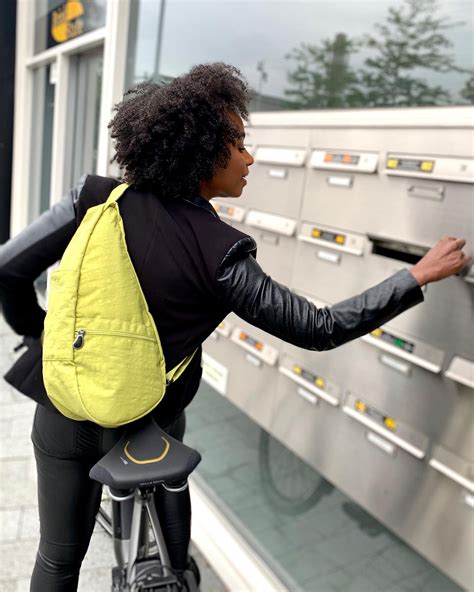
[{"left": 109, "top": 485, "right": 178, "bottom": 592}]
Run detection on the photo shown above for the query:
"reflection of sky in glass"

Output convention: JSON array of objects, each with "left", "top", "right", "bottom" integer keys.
[{"left": 131, "top": 0, "right": 473, "bottom": 104}]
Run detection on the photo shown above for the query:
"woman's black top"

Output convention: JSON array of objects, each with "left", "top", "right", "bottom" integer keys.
[{"left": 0, "top": 175, "right": 423, "bottom": 425}]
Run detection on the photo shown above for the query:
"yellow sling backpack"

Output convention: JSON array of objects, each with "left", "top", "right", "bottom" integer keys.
[{"left": 42, "top": 183, "right": 195, "bottom": 428}]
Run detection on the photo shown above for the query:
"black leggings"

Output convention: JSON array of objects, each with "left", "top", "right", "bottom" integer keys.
[{"left": 30, "top": 404, "right": 191, "bottom": 591}]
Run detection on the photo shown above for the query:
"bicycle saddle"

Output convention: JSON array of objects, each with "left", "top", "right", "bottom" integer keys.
[{"left": 89, "top": 416, "right": 201, "bottom": 489}]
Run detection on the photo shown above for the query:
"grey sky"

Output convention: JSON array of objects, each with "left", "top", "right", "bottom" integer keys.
[{"left": 130, "top": 0, "right": 474, "bottom": 102}]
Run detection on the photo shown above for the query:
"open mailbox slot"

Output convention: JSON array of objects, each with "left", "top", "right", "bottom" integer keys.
[
  {"left": 368, "top": 235, "right": 428, "bottom": 266},
  {"left": 343, "top": 392, "right": 429, "bottom": 459}
]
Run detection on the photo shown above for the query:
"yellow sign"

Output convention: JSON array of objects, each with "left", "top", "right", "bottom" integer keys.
[
  {"left": 315, "top": 376, "right": 325, "bottom": 388},
  {"left": 384, "top": 417, "right": 397, "bottom": 431},
  {"left": 420, "top": 160, "right": 434, "bottom": 172},
  {"left": 386, "top": 158, "right": 399, "bottom": 169},
  {"left": 51, "top": 0, "right": 84, "bottom": 44}
]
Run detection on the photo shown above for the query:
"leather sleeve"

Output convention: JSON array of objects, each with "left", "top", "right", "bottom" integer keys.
[
  {"left": 0, "top": 178, "right": 86, "bottom": 337},
  {"left": 216, "top": 247, "right": 424, "bottom": 351}
]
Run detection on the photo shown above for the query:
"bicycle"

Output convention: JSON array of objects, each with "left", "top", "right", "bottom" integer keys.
[{"left": 89, "top": 415, "right": 202, "bottom": 591}]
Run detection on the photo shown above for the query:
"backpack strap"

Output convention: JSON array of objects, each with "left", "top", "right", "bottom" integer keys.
[
  {"left": 105, "top": 182, "right": 130, "bottom": 206},
  {"left": 166, "top": 349, "right": 198, "bottom": 385}
]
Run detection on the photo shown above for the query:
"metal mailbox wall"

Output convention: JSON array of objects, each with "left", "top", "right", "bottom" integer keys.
[{"left": 206, "top": 108, "right": 474, "bottom": 590}]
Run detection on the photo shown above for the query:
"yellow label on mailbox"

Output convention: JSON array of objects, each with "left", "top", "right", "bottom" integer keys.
[
  {"left": 420, "top": 161, "right": 434, "bottom": 172},
  {"left": 386, "top": 158, "right": 399, "bottom": 169},
  {"left": 371, "top": 329, "right": 383, "bottom": 338},
  {"left": 311, "top": 228, "right": 321, "bottom": 238},
  {"left": 293, "top": 365, "right": 302, "bottom": 375},
  {"left": 315, "top": 377, "right": 325, "bottom": 388},
  {"left": 384, "top": 417, "right": 397, "bottom": 431},
  {"left": 355, "top": 400, "right": 367, "bottom": 413}
]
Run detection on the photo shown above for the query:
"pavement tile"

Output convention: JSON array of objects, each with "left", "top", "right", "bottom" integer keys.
[
  {"left": 0, "top": 579, "right": 18, "bottom": 591},
  {"left": 0, "top": 509, "right": 21, "bottom": 542},
  {"left": 18, "top": 507, "right": 40, "bottom": 540},
  {"left": 0, "top": 539, "right": 37, "bottom": 579}
]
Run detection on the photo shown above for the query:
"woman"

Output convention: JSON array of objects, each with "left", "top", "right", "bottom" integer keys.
[{"left": 0, "top": 63, "right": 470, "bottom": 591}]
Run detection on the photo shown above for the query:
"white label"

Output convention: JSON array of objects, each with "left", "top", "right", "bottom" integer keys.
[
  {"left": 212, "top": 201, "right": 246, "bottom": 223},
  {"left": 343, "top": 405, "right": 425, "bottom": 459},
  {"left": 279, "top": 366, "right": 339, "bottom": 407},
  {"left": 385, "top": 153, "right": 474, "bottom": 184},
  {"left": 201, "top": 352, "right": 228, "bottom": 396},
  {"left": 298, "top": 222, "right": 366, "bottom": 256},
  {"left": 231, "top": 327, "right": 279, "bottom": 366},
  {"left": 310, "top": 150, "right": 378, "bottom": 173},
  {"left": 245, "top": 353, "right": 262, "bottom": 368},
  {"left": 296, "top": 387, "right": 319, "bottom": 405},
  {"left": 379, "top": 354, "right": 411, "bottom": 376},
  {"left": 245, "top": 210, "right": 297, "bottom": 237},
  {"left": 317, "top": 250, "right": 340, "bottom": 264},
  {"left": 464, "top": 493, "right": 474, "bottom": 508},
  {"left": 268, "top": 168, "right": 288, "bottom": 179},
  {"left": 367, "top": 431, "right": 396, "bottom": 456},
  {"left": 327, "top": 175, "right": 352, "bottom": 188},
  {"left": 255, "top": 147, "right": 307, "bottom": 166}
]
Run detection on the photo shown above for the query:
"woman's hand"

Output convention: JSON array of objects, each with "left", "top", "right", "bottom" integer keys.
[{"left": 410, "top": 236, "right": 472, "bottom": 286}]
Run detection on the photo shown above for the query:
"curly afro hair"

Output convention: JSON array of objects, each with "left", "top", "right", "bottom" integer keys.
[{"left": 108, "top": 63, "right": 251, "bottom": 199}]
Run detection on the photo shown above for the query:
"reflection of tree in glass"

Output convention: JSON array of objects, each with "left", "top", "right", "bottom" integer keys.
[
  {"left": 360, "top": 0, "right": 462, "bottom": 106},
  {"left": 460, "top": 73, "right": 474, "bottom": 103},
  {"left": 284, "top": 0, "right": 471, "bottom": 109},
  {"left": 285, "top": 33, "right": 362, "bottom": 108}
]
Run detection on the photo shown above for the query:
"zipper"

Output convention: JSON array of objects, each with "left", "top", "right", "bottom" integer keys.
[{"left": 73, "top": 328, "right": 155, "bottom": 349}]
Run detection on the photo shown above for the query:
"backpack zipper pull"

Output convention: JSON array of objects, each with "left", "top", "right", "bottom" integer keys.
[{"left": 73, "top": 329, "right": 86, "bottom": 349}]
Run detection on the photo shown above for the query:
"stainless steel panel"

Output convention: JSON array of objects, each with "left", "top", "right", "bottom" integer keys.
[
  {"left": 302, "top": 127, "right": 474, "bottom": 247},
  {"left": 202, "top": 315, "right": 281, "bottom": 431},
  {"left": 270, "top": 368, "right": 473, "bottom": 590},
  {"left": 292, "top": 231, "right": 474, "bottom": 359},
  {"left": 231, "top": 220, "right": 298, "bottom": 285},
  {"left": 237, "top": 129, "right": 310, "bottom": 219},
  {"left": 213, "top": 117, "right": 474, "bottom": 587}
]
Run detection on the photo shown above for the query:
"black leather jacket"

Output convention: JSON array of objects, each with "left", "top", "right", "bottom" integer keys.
[{"left": 0, "top": 180, "right": 423, "bottom": 414}]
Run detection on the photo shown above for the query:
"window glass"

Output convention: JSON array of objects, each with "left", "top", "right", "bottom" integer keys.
[
  {"left": 29, "top": 64, "right": 55, "bottom": 222},
  {"left": 64, "top": 47, "right": 103, "bottom": 191},
  {"left": 126, "top": 0, "right": 474, "bottom": 110},
  {"left": 35, "top": 0, "right": 107, "bottom": 54}
]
